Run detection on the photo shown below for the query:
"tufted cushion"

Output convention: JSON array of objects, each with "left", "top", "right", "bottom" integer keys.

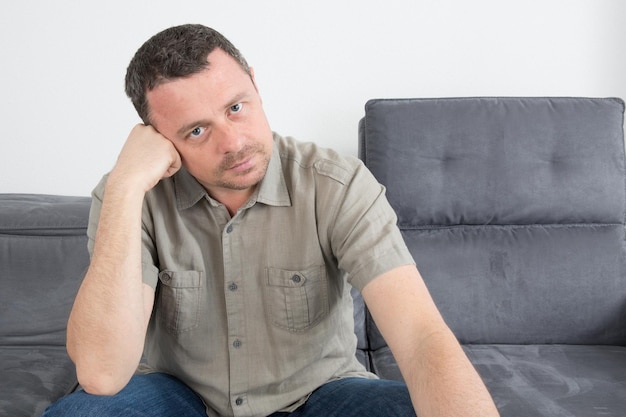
[{"left": 359, "top": 97, "right": 626, "bottom": 345}]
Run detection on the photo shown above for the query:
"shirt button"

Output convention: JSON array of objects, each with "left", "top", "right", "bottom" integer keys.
[
  {"left": 235, "top": 397, "right": 243, "bottom": 406},
  {"left": 228, "top": 282, "right": 238, "bottom": 291},
  {"left": 233, "top": 339, "right": 242, "bottom": 349},
  {"left": 226, "top": 224, "right": 234, "bottom": 233},
  {"left": 292, "top": 274, "right": 301, "bottom": 283}
]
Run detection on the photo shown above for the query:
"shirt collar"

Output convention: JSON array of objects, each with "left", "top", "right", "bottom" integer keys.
[{"left": 174, "top": 139, "right": 291, "bottom": 211}]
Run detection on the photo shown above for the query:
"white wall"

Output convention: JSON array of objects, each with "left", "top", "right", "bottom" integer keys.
[{"left": 1, "top": 0, "right": 625, "bottom": 196}]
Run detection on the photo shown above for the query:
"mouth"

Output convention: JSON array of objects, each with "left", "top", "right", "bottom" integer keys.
[{"left": 226, "top": 155, "right": 256, "bottom": 173}]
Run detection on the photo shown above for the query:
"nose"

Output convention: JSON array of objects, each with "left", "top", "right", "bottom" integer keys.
[{"left": 215, "top": 122, "right": 244, "bottom": 154}]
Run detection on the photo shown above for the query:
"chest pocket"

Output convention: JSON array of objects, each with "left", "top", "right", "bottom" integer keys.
[
  {"left": 265, "top": 265, "right": 329, "bottom": 332},
  {"left": 156, "top": 270, "right": 202, "bottom": 335}
]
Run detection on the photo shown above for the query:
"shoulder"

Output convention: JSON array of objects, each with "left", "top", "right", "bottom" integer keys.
[{"left": 273, "top": 132, "right": 366, "bottom": 187}]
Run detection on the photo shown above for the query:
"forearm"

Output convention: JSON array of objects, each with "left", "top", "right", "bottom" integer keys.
[
  {"left": 363, "top": 265, "right": 499, "bottom": 416},
  {"left": 67, "top": 179, "right": 150, "bottom": 395},
  {"left": 400, "top": 329, "right": 500, "bottom": 417}
]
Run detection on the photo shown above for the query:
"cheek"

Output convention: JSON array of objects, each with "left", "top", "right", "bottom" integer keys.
[{"left": 176, "top": 145, "right": 215, "bottom": 170}]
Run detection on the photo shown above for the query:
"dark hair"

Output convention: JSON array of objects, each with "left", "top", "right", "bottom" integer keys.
[{"left": 125, "top": 24, "right": 251, "bottom": 124}]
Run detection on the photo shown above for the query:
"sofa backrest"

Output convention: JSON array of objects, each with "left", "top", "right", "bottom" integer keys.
[
  {"left": 359, "top": 97, "right": 626, "bottom": 345},
  {"left": 0, "top": 194, "right": 91, "bottom": 347}
]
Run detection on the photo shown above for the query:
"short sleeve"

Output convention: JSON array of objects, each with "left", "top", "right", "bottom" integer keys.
[{"left": 328, "top": 160, "right": 415, "bottom": 291}]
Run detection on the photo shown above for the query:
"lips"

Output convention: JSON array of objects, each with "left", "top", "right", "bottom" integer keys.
[
  {"left": 220, "top": 143, "right": 265, "bottom": 174},
  {"left": 228, "top": 156, "right": 254, "bottom": 172}
]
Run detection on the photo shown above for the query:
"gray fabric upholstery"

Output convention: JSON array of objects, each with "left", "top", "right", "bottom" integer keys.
[
  {"left": 0, "top": 194, "right": 90, "bottom": 417},
  {"left": 351, "top": 287, "right": 371, "bottom": 371},
  {"left": 358, "top": 97, "right": 626, "bottom": 416},
  {"left": 465, "top": 345, "right": 626, "bottom": 416},
  {"left": 0, "top": 346, "right": 78, "bottom": 417}
]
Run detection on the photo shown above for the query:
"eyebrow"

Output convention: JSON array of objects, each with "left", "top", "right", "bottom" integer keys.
[
  {"left": 175, "top": 91, "right": 250, "bottom": 137},
  {"left": 177, "top": 119, "right": 211, "bottom": 137}
]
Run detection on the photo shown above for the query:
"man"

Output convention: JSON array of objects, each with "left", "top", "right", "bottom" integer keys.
[{"left": 43, "top": 24, "right": 499, "bottom": 417}]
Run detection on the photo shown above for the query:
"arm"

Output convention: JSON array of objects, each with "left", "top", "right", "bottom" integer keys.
[
  {"left": 67, "top": 124, "right": 181, "bottom": 395},
  {"left": 361, "top": 264, "right": 500, "bottom": 417}
]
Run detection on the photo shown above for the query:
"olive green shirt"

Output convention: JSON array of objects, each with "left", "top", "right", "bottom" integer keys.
[{"left": 88, "top": 133, "right": 415, "bottom": 417}]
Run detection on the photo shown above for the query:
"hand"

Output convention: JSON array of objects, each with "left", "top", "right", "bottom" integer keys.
[{"left": 109, "top": 124, "right": 182, "bottom": 193}]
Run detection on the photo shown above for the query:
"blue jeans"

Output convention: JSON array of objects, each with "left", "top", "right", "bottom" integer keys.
[{"left": 42, "top": 373, "right": 416, "bottom": 417}]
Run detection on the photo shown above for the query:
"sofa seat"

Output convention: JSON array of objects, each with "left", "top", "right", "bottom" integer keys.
[
  {"left": 466, "top": 344, "right": 626, "bottom": 416},
  {"left": 369, "top": 344, "right": 626, "bottom": 415},
  {"left": 0, "top": 346, "right": 78, "bottom": 416}
]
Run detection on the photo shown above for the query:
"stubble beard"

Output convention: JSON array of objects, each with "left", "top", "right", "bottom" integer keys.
[{"left": 214, "top": 143, "right": 271, "bottom": 190}]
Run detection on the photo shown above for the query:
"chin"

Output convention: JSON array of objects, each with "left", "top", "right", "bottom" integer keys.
[{"left": 224, "top": 169, "right": 266, "bottom": 191}]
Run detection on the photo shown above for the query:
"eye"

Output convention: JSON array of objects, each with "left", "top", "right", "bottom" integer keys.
[
  {"left": 230, "top": 103, "right": 243, "bottom": 113},
  {"left": 189, "top": 126, "right": 205, "bottom": 138}
]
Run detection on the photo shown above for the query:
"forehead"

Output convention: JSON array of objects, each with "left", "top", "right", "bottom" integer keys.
[
  {"left": 146, "top": 49, "right": 254, "bottom": 127},
  {"left": 149, "top": 48, "right": 250, "bottom": 102}
]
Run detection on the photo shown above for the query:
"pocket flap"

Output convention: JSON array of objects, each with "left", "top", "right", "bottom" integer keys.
[
  {"left": 158, "top": 270, "right": 202, "bottom": 288},
  {"left": 266, "top": 268, "right": 310, "bottom": 287}
]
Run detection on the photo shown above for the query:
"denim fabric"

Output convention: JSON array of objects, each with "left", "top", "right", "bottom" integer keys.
[
  {"left": 41, "top": 373, "right": 207, "bottom": 417},
  {"left": 271, "top": 377, "right": 416, "bottom": 417},
  {"left": 41, "top": 373, "right": 415, "bottom": 417}
]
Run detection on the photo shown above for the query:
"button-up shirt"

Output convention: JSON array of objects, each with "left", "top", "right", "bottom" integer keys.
[{"left": 88, "top": 133, "right": 415, "bottom": 417}]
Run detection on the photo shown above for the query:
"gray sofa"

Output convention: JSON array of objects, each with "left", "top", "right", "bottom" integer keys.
[{"left": 1, "top": 97, "right": 625, "bottom": 417}]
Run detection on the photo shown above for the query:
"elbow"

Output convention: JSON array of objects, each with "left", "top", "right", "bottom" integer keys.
[
  {"left": 70, "top": 351, "right": 132, "bottom": 396},
  {"left": 66, "top": 327, "right": 143, "bottom": 396},
  {"left": 80, "top": 382, "right": 121, "bottom": 397},
  {"left": 68, "top": 343, "right": 137, "bottom": 396},
  {"left": 75, "top": 368, "right": 129, "bottom": 396}
]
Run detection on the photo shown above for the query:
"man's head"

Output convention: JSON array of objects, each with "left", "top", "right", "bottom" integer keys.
[
  {"left": 124, "top": 24, "right": 274, "bottom": 204},
  {"left": 125, "top": 24, "right": 251, "bottom": 125}
]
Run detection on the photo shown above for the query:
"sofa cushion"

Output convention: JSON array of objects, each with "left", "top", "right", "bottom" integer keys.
[
  {"left": 400, "top": 224, "right": 626, "bottom": 345},
  {"left": 0, "top": 194, "right": 91, "bottom": 346},
  {"left": 359, "top": 97, "right": 626, "bottom": 345},
  {"left": 360, "top": 98, "right": 625, "bottom": 227}
]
